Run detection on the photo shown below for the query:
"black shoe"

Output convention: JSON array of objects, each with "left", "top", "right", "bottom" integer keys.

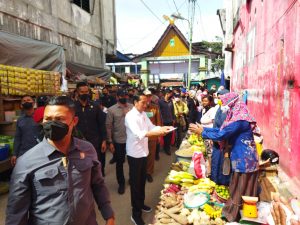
[
  {"left": 165, "top": 149, "right": 171, "bottom": 155},
  {"left": 118, "top": 185, "right": 125, "bottom": 195},
  {"left": 142, "top": 205, "right": 152, "bottom": 213},
  {"left": 146, "top": 174, "right": 153, "bottom": 183},
  {"left": 131, "top": 215, "right": 145, "bottom": 225},
  {"left": 109, "top": 157, "right": 116, "bottom": 164}
]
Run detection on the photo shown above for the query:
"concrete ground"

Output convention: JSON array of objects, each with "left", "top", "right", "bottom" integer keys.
[{"left": 0, "top": 149, "right": 176, "bottom": 225}]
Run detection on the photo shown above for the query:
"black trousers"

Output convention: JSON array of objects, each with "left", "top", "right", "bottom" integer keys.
[
  {"left": 175, "top": 124, "right": 185, "bottom": 148},
  {"left": 114, "top": 142, "right": 126, "bottom": 185},
  {"left": 127, "top": 155, "right": 147, "bottom": 217},
  {"left": 96, "top": 149, "right": 106, "bottom": 176},
  {"left": 163, "top": 122, "right": 173, "bottom": 151}
]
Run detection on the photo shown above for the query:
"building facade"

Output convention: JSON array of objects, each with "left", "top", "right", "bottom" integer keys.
[
  {"left": 0, "top": 0, "right": 116, "bottom": 68},
  {"left": 135, "top": 22, "right": 221, "bottom": 88},
  {"left": 221, "top": 0, "right": 300, "bottom": 186}
]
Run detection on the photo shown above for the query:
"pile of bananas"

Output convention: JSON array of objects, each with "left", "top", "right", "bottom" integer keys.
[
  {"left": 203, "top": 203, "right": 222, "bottom": 219},
  {"left": 188, "top": 133, "right": 205, "bottom": 148},
  {"left": 170, "top": 161, "right": 190, "bottom": 172},
  {"left": 188, "top": 178, "right": 216, "bottom": 194},
  {"left": 165, "top": 170, "right": 195, "bottom": 187}
]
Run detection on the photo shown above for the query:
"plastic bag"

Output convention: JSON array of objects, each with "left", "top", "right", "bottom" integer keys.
[{"left": 189, "top": 151, "right": 206, "bottom": 178}]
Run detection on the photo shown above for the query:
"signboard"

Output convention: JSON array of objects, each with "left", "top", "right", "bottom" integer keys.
[{"left": 169, "top": 39, "right": 175, "bottom": 47}]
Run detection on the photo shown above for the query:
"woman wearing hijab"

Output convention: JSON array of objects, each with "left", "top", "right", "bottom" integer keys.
[{"left": 189, "top": 92, "right": 259, "bottom": 222}]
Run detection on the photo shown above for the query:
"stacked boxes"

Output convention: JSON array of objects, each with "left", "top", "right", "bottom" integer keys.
[{"left": 0, "top": 64, "right": 61, "bottom": 95}]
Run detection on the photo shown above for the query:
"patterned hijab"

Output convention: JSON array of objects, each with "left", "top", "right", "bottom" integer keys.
[{"left": 220, "top": 92, "right": 256, "bottom": 129}]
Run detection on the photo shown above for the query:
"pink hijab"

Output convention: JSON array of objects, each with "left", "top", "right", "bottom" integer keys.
[{"left": 220, "top": 92, "right": 256, "bottom": 130}]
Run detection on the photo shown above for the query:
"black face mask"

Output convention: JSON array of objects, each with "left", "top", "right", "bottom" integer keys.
[
  {"left": 102, "top": 93, "right": 108, "bottom": 96},
  {"left": 128, "top": 94, "right": 133, "bottom": 98},
  {"left": 43, "top": 121, "right": 69, "bottom": 141},
  {"left": 119, "top": 98, "right": 127, "bottom": 104},
  {"left": 22, "top": 102, "right": 33, "bottom": 109},
  {"left": 79, "top": 94, "right": 89, "bottom": 101}
]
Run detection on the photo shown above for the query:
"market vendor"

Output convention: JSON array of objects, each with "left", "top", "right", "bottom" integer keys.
[{"left": 189, "top": 92, "right": 259, "bottom": 222}]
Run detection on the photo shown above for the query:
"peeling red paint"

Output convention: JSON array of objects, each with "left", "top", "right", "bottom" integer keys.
[{"left": 231, "top": 0, "right": 300, "bottom": 181}]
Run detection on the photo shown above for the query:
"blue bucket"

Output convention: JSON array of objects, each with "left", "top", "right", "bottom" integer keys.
[{"left": 0, "top": 144, "right": 9, "bottom": 161}]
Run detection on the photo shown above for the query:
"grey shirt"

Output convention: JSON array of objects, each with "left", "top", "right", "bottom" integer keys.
[
  {"left": 6, "top": 138, "right": 114, "bottom": 225},
  {"left": 106, "top": 103, "right": 133, "bottom": 144},
  {"left": 13, "top": 114, "right": 40, "bottom": 157}
]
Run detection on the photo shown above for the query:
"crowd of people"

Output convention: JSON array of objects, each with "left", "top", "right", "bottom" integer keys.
[{"left": 5, "top": 81, "right": 262, "bottom": 225}]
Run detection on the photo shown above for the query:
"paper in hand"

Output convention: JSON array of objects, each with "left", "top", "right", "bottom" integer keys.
[{"left": 167, "top": 127, "right": 177, "bottom": 133}]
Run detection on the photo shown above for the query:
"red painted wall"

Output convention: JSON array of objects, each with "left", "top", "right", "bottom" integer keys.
[{"left": 231, "top": 0, "right": 300, "bottom": 180}]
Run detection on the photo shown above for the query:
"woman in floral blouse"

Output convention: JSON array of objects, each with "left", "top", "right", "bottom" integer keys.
[{"left": 189, "top": 92, "right": 259, "bottom": 222}]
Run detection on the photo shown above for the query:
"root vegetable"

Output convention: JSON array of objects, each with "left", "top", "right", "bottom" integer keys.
[
  {"left": 270, "top": 206, "right": 278, "bottom": 225},
  {"left": 280, "top": 196, "right": 294, "bottom": 212},
  {"left": 179, "top": 208, "right": 190, "bottom": 216},
  {"left": 272, "top": 193, "right": 280, "bottom": 202},
  {"left": 157, "top": 212, "right": 170, "bottom": 219},
  {"left": 291, "top": 219, "right": 300, "bottom": 225},
  {"left": 167, "top": 203, "right": 183, "bottom": 214},
  {"left": 215, "top": 218, "right": 225, "bottom": 225},
  {"left": 161, "top": 208, "right": 188, "bottom": 225},
  {"left": 279, "top": 204, "right": 287, "bottom": 225},
  {"left": 164, "top": 200, "right": 179, "bottom": 208},
  {"left": 159, "top": 218, "right": 174, "bottom": 224},
  {"left": 273, "top": 202, "right": 281, "bottom": 225}
]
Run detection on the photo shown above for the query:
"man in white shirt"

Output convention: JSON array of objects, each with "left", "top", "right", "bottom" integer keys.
[{"left": 125, "top": 94, "right": 173, "bottom": 225}]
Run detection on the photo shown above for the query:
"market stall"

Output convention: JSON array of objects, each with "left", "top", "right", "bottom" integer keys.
[
  {"left": 149, "top": 132, "right": 298, "bottom": 225},
  {"left": 150, "top": 133, "right": 228, "bottom": 225},
  {"left": 0, "top": 64, "right": 61, "bottom": 174}
]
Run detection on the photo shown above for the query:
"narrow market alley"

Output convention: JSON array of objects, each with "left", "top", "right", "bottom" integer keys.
[{"left": 0, "top": 150, "right": 176, "bottom": 225}]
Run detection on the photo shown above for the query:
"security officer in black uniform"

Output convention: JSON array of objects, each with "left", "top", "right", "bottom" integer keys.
[{"left": 75, "top": 82, "right": 107, "bottom": 176}]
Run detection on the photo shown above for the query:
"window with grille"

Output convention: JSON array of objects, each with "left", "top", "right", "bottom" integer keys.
[{"left": 73, "top": 0, "right": 90, "bottom": 13}]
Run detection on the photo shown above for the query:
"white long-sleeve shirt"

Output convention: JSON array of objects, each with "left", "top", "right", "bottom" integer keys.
[{"left": 125, "top": 107, "right": 159, "bottom": 158}]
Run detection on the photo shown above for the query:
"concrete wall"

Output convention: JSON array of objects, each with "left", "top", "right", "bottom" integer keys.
[
  {"left": 0, "top": 0, "right": 116, "bottom": 68},
  {"left": 102, "top": 0, "right": 116, "bottom": 56},
  {"left": 229, "top": 0, "right": 300, "bottom": 184}
]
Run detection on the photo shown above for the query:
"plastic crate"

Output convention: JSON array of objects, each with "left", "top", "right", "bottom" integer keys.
[{"left": 0, "top": 144, "right": 9, "bottom": 161}]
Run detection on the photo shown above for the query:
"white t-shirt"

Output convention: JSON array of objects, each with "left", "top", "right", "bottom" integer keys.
[
  {"left": 125, "top": 107, "right": 159, "bottom": 158},
  {"left": 200, "top": 106, "right": 218, "bottom": 128}
]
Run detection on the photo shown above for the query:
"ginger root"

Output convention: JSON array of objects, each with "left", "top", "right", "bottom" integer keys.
[{"left": 161, "top": 207, "right": 188, "bottom": 225}]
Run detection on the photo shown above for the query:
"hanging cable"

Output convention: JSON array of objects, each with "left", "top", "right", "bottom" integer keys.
[
  {"left": 172, "top": 0, "right": 188, "bottom": 33},
  {"left": 139, "top": 0, "right": 164, "bottom": 24},
  {"left": 196, "top": 1, "right": 208, "bottom": 40},
  {"left": 117, "top": 39, "right": 125, "bottom": 53},
  {"left": 122, "top": 22, "right": 167, "bottom": 52},
  {"left": 172, "top": 0, "right": 179, "bottom": 12}
]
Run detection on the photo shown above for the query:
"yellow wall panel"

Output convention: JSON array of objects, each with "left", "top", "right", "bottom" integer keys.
[{"left": 152, "top": 29, "right": 189, "bottom": 57}]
